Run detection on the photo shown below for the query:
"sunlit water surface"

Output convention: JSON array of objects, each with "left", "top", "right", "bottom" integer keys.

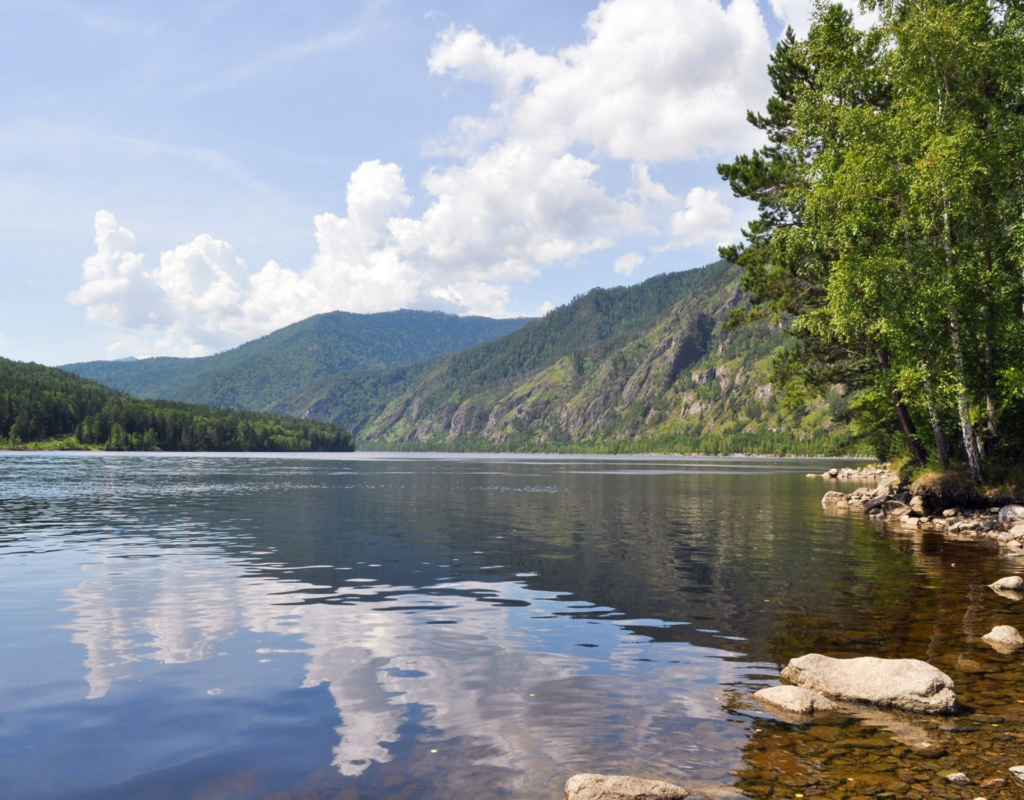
[{"left": 0, "top": 453, "right": 1021, "bottom": 799}]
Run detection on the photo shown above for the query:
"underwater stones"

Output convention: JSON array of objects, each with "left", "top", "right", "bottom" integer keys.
[
  {"left": 1010, "top": 765, "right": 1024, "bottom": 783},
  {"left": 564, "top": 774, "right": 690, "bottom": 800},
  {"left": 780, "top": 654, "right": 957, "bottom": 715},
  {"left": 753, "top": 685, "right": 837, "bottom": 719},
  {"left": 944, "top": 771, "right": 970, "bottom": 785},
  {"left": 907, "top": 741, "right": 947, "bottom": 758},
  {"left": 981, "top": 625, "right": 1024, "bottom": 654}
]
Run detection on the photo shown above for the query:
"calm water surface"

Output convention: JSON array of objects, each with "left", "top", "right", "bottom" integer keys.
[{"left": 1, "top": 453, "right": 1021, "bottom": 799}]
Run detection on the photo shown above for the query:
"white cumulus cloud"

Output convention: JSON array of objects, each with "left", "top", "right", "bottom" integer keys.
[
  {"left": 767, "top": 0, "right": 878, "bottom": 37},
  {"left": 69, "top": 154, "right": 634, "bottom": 353},
  {"left": 662, "top": 187, "right": 739, "bottom": 250},
  {"left": 614, "top": 252, "right": 645, "bottom": 276},
  {"left": 428, "top": 0, "right": 771, "bottom": 161},
  {"left": 66, "top": 210, "right": 170, "bottom": 330},
  {"left": 69, "top": 0, "right": 775, "bottom": 355}
]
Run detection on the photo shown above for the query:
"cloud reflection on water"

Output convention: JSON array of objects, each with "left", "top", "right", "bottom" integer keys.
[{"left": 64, "top": 542, "right": 752, "bottom": 785}]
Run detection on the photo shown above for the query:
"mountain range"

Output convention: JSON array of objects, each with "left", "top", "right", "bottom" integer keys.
[
  {"left": 64, "top": 310, "right": 530, "bottom": 412},
  {"left": 63, "top": 264, "right": 861, "bottom": 455}
]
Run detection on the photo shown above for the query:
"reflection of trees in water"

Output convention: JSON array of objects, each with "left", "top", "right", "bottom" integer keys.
[{"left": 240, "top": 465, "right": 963, "bottom": 663}]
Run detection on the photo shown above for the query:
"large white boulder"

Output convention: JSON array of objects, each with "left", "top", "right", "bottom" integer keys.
[
  {"left": 780, "top": 654, "right": 957, "bottom": 715},
  {"left": 565, "top": 774, "right": 689, "bottom": 800}
]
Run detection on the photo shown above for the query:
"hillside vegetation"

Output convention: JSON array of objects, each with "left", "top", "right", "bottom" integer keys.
[
  {"left": 0, "top": 358, "right": 353, "bottom": 452},
  {"left": 281, "top": 263, "right": 866, "bottom": 455},
  {"left": 64, "top": 309, "right": 531, "bottom": 411}
]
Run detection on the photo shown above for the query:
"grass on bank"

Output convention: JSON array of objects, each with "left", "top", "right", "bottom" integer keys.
[
  {"left": 0, "top": 435, "right": 101, "bottom": 451},
  {"left": 894, "top": 457, "right": 1024, "bottom": 506}
]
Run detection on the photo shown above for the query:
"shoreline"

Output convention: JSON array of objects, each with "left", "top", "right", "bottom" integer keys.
[{"left": 817, "top": 467, "right": 1024, "bottom": 556}]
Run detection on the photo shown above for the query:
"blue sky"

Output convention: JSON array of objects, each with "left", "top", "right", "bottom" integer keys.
[{"left": 0, "top": 0, "right": 822, "bottom": 365}]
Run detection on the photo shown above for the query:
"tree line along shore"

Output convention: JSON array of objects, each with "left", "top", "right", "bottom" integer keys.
[{"left": 0, "top": 357, "right": 354, "bottom": 453}]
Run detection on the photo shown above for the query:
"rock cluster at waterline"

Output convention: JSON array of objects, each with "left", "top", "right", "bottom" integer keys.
[
  {"left": 823, "top": 477, "right": 1024, "bottom": 554},
  {"left": 811, "top": 464, "right": 893, "bottom": 482},
  {"left": 564, "top": 773, "right": 690, "bottom": 799}
]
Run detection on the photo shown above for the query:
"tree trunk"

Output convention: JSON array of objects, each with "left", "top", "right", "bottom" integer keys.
[
  {"left": 940, "top": 199, "right": 981, "bottom": 480},
  {"left": 877, "top": 350, "right": 927, "bottom": 467},
  {"left": 984, "top": 304, "right": 998, "bottom": 438},
  {"left": 948, "top": 308, "right": 982, "bottom": 481},
  {"left": 923, "top": 373, "right": 950, "bottom": 468},
  {"left": 981, "top": 246, "right": 999, "bottom": 439}
]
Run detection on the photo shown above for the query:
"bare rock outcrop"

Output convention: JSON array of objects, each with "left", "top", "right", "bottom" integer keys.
[
  {"left": 565, "top": 773, "right": 690, "bottom": 800},
  {"left": 780, "top": 654, "right": 957, "bottom": 715}
]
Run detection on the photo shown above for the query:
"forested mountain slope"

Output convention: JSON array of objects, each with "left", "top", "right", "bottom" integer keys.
[
  {"left": 0, "top": 358, "right": 353, "bottom": 452},
  {"left": 283, "top": 263, "right": 861, "bottom": 454},
  {"left": 63, "top": 309, "right": 531, "bottom": 412}
]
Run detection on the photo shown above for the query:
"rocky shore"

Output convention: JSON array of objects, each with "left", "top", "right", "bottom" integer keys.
[
  {"left": 810, "top": 464, "right": 895, "bottom": 482},
  {"left": 818, "top": 467, "right": 1024, "bottom": 555}
]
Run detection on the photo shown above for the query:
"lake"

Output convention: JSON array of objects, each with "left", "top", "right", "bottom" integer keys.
[{"left": 1, "top": 452, "right": 1021, "bottom": 799}]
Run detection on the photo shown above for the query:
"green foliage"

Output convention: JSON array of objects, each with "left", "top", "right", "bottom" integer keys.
[
  {"left": 63, "top": 310, "right": 531, "bottom": 411},
  {"left": 718, "top": 1, "right": 1024, "bottom": 478},
  {"left": 0, "top": 357, "right": 353, "bottom": 452}
]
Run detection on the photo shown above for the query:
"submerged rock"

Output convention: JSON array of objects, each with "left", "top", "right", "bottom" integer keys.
[
  {"left": 989, "top": 575, "right": 1024, "bottom": 592},
  {"left": 754, "top": 685, "right": 837, "bottom": 719},
  {"left": 780, "top": 654, "right": 957, "bottom": 715},
  {"left": 944, "top": 772, "right": 970, "bottom": 785},
  {"left": 1010, "top": 765, "right": 1024, "bottom": 783},
  {"left": 564, "top": 773, "right": 689, "bottom": 799},
  {"left": 981, "top": 625, "right": 1024, "bottom": 653}
]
